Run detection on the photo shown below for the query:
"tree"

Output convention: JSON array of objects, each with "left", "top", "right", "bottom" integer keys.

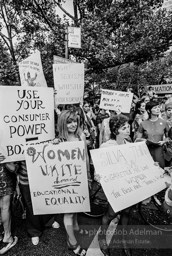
[
  {"left": 68, "top": 0, "right": 172, "bottom": 71},
  {"left": 1, "top": 0, "right": 172, "bottom": 90},
  {"left": 0, "top": 0, "right": 67, "bottom": 85},
  {"left": 0, "top": 39, "right": 17, "bottom": 84}
]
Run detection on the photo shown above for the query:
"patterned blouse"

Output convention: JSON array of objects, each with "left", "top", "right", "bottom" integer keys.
[{"left": 0, "top": 164, "right": 15, "bottom": 197}]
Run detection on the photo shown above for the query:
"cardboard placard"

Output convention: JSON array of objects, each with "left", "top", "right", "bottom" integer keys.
[
  {"left": 149, "top": 84, "right": 172, "bottom": 94},
  {"left": 0, "top": 86, "right": 55, "bottom": 162},
  {"left": 19, "top": 50, "right": 47, "bottom": 87},
  {"left": 90, "top": 142, "right": 166, "bottom": 212},
  {"left": 53, "top": 63, "right": 84, "bottom": 104},
  {"left": 68, "top": 27, "right": 81, "bottom": 49},
  {"left": 99, "top": 89, "right": 133, "bottom": 113},
  {"left": 25, "top": 141, "right": 90, "bottom": 214}
]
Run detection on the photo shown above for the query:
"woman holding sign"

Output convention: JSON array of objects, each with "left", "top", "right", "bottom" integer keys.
[
  {"left": 57, "top": 110, "right": 89, "bottom": 256},
  {"left": 96, "top": 114, "right": 132, "bottom": 256}
]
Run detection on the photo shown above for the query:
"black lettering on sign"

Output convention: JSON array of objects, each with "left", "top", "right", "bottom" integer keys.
[
  {"left": 9, "top": 123, "right": 48, "bottom": 138},
  {"left": 6, "top": 144, "right": 24, "bottom": 156},
  {"left": 16, "top": 100, "right": 45, "bottom": 111},
  {"left": 17, "top": 89, "right": 39, "bottom": 99}
]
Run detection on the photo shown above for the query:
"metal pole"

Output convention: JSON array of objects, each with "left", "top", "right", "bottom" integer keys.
[{"left": 65, "top": 27, "right": 69, "bottom": 59}]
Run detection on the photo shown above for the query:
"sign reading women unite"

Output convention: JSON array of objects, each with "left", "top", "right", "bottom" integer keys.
[
  {"left": 25, "top": 141, "right": 90, "bottom": 214},
  {"left": 0, "top": 86, "right": 55, "bottom": 162},
  {"left": 53, "top": 63, "right": 84, "bottom": 104},
  {"left": 91, "top": 142, "right": 167, "bottom": 212},
  {"left": 99, "top": 89, "right": 133, "bottom": 113}
]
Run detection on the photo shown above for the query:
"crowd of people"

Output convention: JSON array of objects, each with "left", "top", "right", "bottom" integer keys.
[{"left": 1, "top": 87, "right": 172, "bottom": 256}]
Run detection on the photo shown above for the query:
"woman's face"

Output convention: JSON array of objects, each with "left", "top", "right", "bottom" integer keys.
[
  {"left": 83, "top": 103, "right": 90, "bottom": 113},
  {"left": 139, "top": 102, "right": 146, "bottom": 112},
  {"left": 67, "top": 117, "right": 78, "bottom": 134},
  {"left": 166, "top": 108, "right": 172, "bottom": 118},
  {"left": 144, "top": 97, "right": 150, "bottom": 104},
  {"left": 151, "top": 105, "right": 160, "bottom": 116},
  {"left": 118, "top": 122, "right": 130, "bottom": 138}
]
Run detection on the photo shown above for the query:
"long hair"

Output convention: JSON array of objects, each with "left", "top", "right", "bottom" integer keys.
[
  {"left": 57, "top": 110, "right": 81, "bottom": 141},
  {"left": 109, "top": 114, "right": 129, "bottom": 140}
]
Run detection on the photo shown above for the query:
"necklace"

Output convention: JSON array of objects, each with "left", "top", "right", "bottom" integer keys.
[{"left": 149, "top": 117, "right": 158, "bottom": 122}]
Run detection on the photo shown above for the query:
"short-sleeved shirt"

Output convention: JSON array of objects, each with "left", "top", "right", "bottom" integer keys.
[{"left": 138, "top": 118, "right": 169, "bottom": 142}]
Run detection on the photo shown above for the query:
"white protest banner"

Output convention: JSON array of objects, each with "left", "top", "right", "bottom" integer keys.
[
  {"left": 0, "top": 86, "right": 55, "bottom": 163},
  {"left": 68, "top": 27, "right": 81, "bottom": 49},
  {"left": 99, "top": 89, "right": 133, "bottom": 113},
  {"left": 53, "top": 55, "right": 75, "bottom": 64},
  {"left": 19, "top": 50, "right": 47, "bottom": 87},
  {"left": 90, "top": 142, "right": 166, "bottom": 213},
  {"left": 149, "top": 84, "right": 172, "bottom": 94},
  {"left": 53, "top": 63, "right": 84, "bottom": 104},
  {"left": 25, "top": 141, "right": 90, "bottom": 214}
]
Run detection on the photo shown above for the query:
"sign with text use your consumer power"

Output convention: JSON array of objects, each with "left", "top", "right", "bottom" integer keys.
[{"left": 0, "top": 86, "right": 55, "bottom": 162}]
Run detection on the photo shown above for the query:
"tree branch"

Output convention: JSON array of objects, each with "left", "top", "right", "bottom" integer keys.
[
  {"left": 55, "top": 0, "right": 75, "bottom": 21},
  {"left": 73, "top": 0, "right": 78, "bottom": 25},
  {"left": 32, "top": 0, "right": 64, "bottom": 40},
  {"left": 0, "top": 31, "right": 10, "bottom": 50}
]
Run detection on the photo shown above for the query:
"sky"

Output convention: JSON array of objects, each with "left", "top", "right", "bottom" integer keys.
[
  {"left": 56, "top": 0, "right": 74, "bottom": 19},
  {"left": 163, "top": 0, "right": 172, "bottom": 11}
]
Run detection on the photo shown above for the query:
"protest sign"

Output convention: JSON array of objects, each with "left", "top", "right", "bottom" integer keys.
[
  {"left": 68, "top": 27, "right": 81, "bottom": 49},
  {"left": 99, "top": 89, "right": 133, "bottom": 113},
  {"left": 0, "top": 86, "right": 55, "bottom": 162},
  {"left": 149, "top": 84, "right": 172, "bottom": 94},
  {"left": 53, "top": 63, "right": 84, "bottom": 104},
  {"left": 19, "top": 50, "right": 47, "bottom": 87},
  {"left": 53, "top": 55, "right": 75, "bottom": 64},
  {"left": 90, "top": 142, "right": 166, "bottom": 212},
  {"left": 25, "top": 141, "right": 90, "bottom": 214}
]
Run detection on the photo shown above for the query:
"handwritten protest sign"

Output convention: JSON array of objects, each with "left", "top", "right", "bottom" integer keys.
[
  {"left": 0, "top": 86, "right": 55, "bottom": 162},
  {"left": 99, "top": 89, "right": 133, "bottom": 113},
  {"left": 68, "top": 27, "right": 81, "bottom": 49},
  {"left": 19, "top": 50, "right": 47, "bottom": 87},
  {"left": 90, "top": 142, "right": 166, "bottom": 212},
  {"left": 53, "top": 63, "right": 84, "bottom": 104},
  {"left": 25, "top": 141, "right": 90, "bottom": 214}
]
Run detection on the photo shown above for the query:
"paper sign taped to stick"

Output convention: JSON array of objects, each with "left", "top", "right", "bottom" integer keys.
[
  {"left": 53, "top": 63, "right": 84, "bottom": 104},
  {"left": 68, "top": 27, "right": 81, "bottom": 49},
  {"left": 25, "top": 141, "right": 90, "bottom": 214},
  {"left": 90, "top": 142, "right": 166, "bottom": 212},
  {"left": 0, "top": 86, "right": 55, "bottom": 163},
  {"left": 99, "top": 89, "right": 133, "bottom": 113},
  {"left": 19, "top": 50, "right": 47, "bottom": 87}
]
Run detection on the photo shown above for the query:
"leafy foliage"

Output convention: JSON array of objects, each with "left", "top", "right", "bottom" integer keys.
[{"left": 0, "top": 0, "right": 172, "bottom": 93}]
